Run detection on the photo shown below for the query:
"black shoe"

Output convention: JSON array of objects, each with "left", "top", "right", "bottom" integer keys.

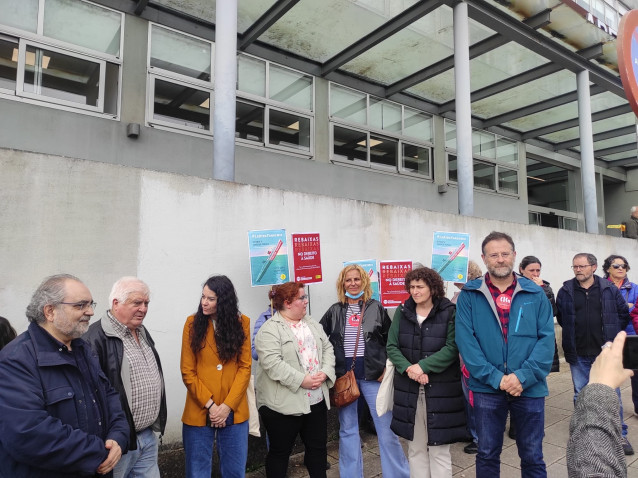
[
  {"left": 508, "top": 427, "right": 516, "bottom": 440},
  {"left": 463, "top": 442, "right": 478, "bottom": 454},
  {"left": 623, "top": 437, "right": 635, "bottom": 455},
  {"left": 326, "top": 462, "right": 331, "bottom": 470}
]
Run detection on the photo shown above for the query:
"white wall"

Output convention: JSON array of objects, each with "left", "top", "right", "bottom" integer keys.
[{"left": 2, "top": 148, "right": 637, "bottom": 443}]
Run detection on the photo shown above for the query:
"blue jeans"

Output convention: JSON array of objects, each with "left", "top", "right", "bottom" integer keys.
[
  {"left": 570, "top": 355, "right": 628, "bottom": 437},
  {"left": 113, "top": 427, "right": 160, "bottom": 478},
  {"left": 338, "top": 379, "right": 409, "bottom": 478},
  {"left": 473, "top": 392, "right": 546, "bottom": 478},
  {"left": 182, "top": 421, "right": 249, "bottom": 478}
]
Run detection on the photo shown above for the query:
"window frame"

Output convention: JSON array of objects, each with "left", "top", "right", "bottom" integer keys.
[{"left": 0, "top": 0, "right": 123, "bottom": 118}]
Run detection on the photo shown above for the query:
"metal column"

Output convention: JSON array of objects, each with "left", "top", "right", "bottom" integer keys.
[
  {"left": 454, "top": 2, "right": 473, "bottom": 216},
  {"left": 577, "top": 70, "right": 599, "bottom": 233},
  {"left": 212, "top": 0, "right": 238, "bottom": 181}
]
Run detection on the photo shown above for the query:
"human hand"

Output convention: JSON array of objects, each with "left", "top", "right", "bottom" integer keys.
[
  {"left": 209, "top": 403, "right": 231, "bottom": 427},
  {"left": 531, "top": 277, "right": 544, "bottom": 287},
  {"left": 96, "top": 439, "right": 121, "bottom": 474},
  {"left": 417, "top": 373, "right": 429, "bottom": 385},
  {"left": 301, "top": 373, "right": 323, "bottom": 390},
  {"left": 501, "top": 374, "right": 523, "bottom": 396},
  {"left": 590, "top": 331, "right": 634, "bottom": 389},
  {"left": 406, "top": 364, "right": 423, "bottom": 382},
  {"left": 312, "top": 372, "right": 327, "bottom": 384}
]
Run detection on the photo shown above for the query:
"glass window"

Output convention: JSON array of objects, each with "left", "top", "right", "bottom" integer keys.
[
  {"left": 152, "top": 77, "right": 210, "bottom": 130},
  {"left": 404, "top": 108, "right": 432, "bottom": 142},
  {"left": 474, "top": 161, "right": 495, "bottom": 190},
  {"left": 330, "top": 85, "right": 366, "bottom": 125},
  {"left": 563, "top": 217, "right": 578, "bottom": 231},
  {"left": 268, "top": 109, "right": 310, "bottom": 151},
  {"left": 497, "top": 138, "right": 518, "bottom": 165},
  {"left": 402, "top": 143, "right": 430, "bottom": 177},
  {"left": 473, "top": 130, "right": 496, "bottom": 160},
  {"left": 104, "top": 61, "right": 118, "bottom": 116},
  {"left": 0, "top": 37, "right": 18, "bottom": 91},
  {"left": 370, "top": 135, "right": 397, "bottom": 169},
  {"left": 43, "top": 0, "right": 122, "bottom": 56},
  {"left": 333, "top": 125, "right": 367, "bottom": 163},
  {"left": 150, "top": 26, "right": 211, "bottom": 82},
  {"left": 238, "top": 55, "right": 265, "bottom": 97},
  {"left": 445, "top": 120, "right": 456, "bottom": 150},
  {"left": 498, "top": 168, "right": 518, "bottom": 194},
  {"left": 369, "top": 98, "right": 401, "bottom": 133},
  {"left": 448, "top": 154, "right": 457, "bottom": 182},
  {"left": 23, "top": 45, "right": 102, "bottom": 108},
  {"left": 269, "top": 64, "right": 312, "bottom": 110},
  {"left": 0, "top": 0, "right": 38, "bottom": 32},
  {"left": 236, "top": 100, "right": 264, "bottom": 142}
]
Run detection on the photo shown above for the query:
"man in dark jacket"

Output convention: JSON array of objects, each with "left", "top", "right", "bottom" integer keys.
[
  {"left": 624, "top": 206, "right": 638, "bottom": 239},
  {"left": 84, "top": 277, "right": 167, "bottom": 478},
  {"left": 556, "top": 252, "right": 632, "bottom": 454},
  {"left": 0, "top": 274, "right": 129, "bottom": 478}
]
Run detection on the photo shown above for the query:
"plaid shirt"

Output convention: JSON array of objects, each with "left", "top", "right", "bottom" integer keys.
[
  {"left": 485, "top": 273, "right": 517, "bottom": 343},
  {"left": 108, "top": 312, "right": 162, "bottom": 431}
]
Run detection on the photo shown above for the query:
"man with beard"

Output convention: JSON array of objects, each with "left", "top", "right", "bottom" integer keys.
[
  {"left": 0, "top": 274, "right": 129, "bottom": 477},
  {"left": 456, "top": 231, "right": 554, "bottom": 478},
  {"left": 556, "top": 253, "right": 632, "bottom": 454}
]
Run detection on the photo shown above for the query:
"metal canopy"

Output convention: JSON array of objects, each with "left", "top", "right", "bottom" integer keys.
[{"left": 138, "top": 0, "right": 637, "bottom": 168}]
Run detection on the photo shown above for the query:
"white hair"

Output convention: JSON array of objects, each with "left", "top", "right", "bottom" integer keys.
[
  {"left": 108, "top": 277, "right": 150, "bottom": 307},
  {"left": 632, "top": 206, "right": 638, "bottom": 214}
]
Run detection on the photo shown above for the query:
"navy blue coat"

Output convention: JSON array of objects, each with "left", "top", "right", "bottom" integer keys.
[
  {"left": 556, "top": 276, "right": 630, "bottom": 364},
  {"left": 0, "top": 322, "right": 129, "bottom": 477}
]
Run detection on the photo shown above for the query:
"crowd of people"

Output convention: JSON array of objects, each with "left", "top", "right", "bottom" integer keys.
[{"left": 0, "top": 230, "right": 636, "bottom": 478}]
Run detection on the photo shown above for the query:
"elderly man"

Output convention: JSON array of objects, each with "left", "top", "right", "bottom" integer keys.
[
  {"left": 84, "top": 277, "right": 166, "bottom": 478},
  {"left": 625, "top": 207, "right": 638, "bottom": 239},
  {"left": 456, "top": 231, "right": 554, "bottom": 478},
  {"left": 556, "top": 253, "right": 632, "bottom": 454},
  {"left": 0, "top": 274, "right": 129, "bottom": 477}
]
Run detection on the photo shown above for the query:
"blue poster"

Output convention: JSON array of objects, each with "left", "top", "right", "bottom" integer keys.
[
  {"left": 248, "top": 229, "right": 290, "bottom": 287},
  {"left": 431, "top": 232, "right": 470, "bottom": 283},
  {"left": 343, "top": 259, "right": 380, "bottom": 301}
]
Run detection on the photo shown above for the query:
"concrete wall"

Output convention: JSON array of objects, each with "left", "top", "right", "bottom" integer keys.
[{"left": 2, "top": 148, "right": 637, "bottom": 443}]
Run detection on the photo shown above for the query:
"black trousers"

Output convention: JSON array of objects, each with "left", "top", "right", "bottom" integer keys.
[{"left": 259, "top": 401, "right": 327, "bottom": 478}]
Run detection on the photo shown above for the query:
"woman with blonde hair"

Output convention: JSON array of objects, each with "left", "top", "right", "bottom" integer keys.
[{"left": 320, "top": 264, "right": 408, "bottom": 478}]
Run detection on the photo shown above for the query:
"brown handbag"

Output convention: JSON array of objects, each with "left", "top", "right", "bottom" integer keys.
[{"left": 330, "top": 302, "right": 365, "bottom": 408}]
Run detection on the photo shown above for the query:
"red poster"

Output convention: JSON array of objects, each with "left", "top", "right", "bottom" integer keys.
[
  {"left": 379, "top": 261, "right": 412, "bottom": 307},
  {"left": 291, "top": 233, "right": 323, "bottom": 284}
]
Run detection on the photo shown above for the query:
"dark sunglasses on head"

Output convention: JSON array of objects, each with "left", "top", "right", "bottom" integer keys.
[{"left": 611, "top": 264, "right": 628, "bottom": 269}]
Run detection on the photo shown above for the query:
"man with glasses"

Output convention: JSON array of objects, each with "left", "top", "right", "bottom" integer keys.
[
  {"left": 84, "top": 277, "right": 166, "bottom": 478},
  {"left": 0, "top": 274, "right": 129, "bottom": 477},
  {"left": 456, "top": 231, "right": 555, "bottom": 478},
  {"left": 556, "top": 253, "right": 632, "bottom": 454}
]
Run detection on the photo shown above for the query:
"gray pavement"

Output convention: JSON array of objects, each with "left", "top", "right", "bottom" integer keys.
[{"left": 246, "top": 364, "right": 638, "bottom": 478}]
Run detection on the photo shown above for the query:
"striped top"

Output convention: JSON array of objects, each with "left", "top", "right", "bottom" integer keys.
[{"left": 343, "top": 302, "right": 365, "bottom": 358}]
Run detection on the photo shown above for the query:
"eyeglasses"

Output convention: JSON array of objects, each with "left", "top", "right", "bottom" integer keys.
[
  {"left": 571, "top": 265, "right": 593, "bottom": 271},
  {"left": 59, "top": 301, "right": 97, "bottom": 311},
  {"left": 487, "top": 252, "right": 513, "bottom": 260},
  {"left": 297, "top": 295, "right": 309, "bottom": 301},
  {"left": 611, "top": 264, "right": 628, "bottom": 270}
]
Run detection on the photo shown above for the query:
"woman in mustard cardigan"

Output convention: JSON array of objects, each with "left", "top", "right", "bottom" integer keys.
[{"left": 180, "top": 275, "right": 252, "bottom": 478}]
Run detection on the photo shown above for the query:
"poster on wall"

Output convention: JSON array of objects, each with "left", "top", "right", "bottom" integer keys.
[
  {"left": 291, "top": 233, "right": 323, "bottom": 284},
  {"left": 344, "top": 259, "right": 380, "bottom": 301},
  {"left": 431, "top": 232, "right": 470, "bottom": 283},
  {"left": 379, "top": 260, "right": 412, "bottom": 307},
  {"left": 248, "top": 229, "right": 290, "bottom": 287}
]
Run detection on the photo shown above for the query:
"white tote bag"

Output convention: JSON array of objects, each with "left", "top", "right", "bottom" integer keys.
[{"left": 376, "top": 358, "right": 395, "bottom": 416}]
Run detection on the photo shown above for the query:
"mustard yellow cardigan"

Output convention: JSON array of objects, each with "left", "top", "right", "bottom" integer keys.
[{"left": 180, "top": 314, "right": 252, "bottom": 426}]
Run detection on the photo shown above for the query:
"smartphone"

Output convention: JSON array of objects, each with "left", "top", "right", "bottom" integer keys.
[{"left": 622, "top": 335, "right": 638, "bottom": 370}]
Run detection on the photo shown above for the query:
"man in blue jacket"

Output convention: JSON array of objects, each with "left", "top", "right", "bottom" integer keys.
[
  {"left": 0, "top": 274, "right": 129, "bottom": 477},
  {"left": 456, "top": 231, "right": 554, "bottom": 478},
  {"left": 556, "top": 252, "right": 632, "bottom": 454}
]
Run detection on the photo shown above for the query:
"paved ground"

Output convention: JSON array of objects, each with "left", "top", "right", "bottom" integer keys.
[{"left": 244, "top": 364, "right": 638, "bottom": 478}]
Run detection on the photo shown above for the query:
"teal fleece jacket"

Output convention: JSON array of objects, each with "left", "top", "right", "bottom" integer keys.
[{"left": 455, "top": 274, "right": 554, "bottom": 397}]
